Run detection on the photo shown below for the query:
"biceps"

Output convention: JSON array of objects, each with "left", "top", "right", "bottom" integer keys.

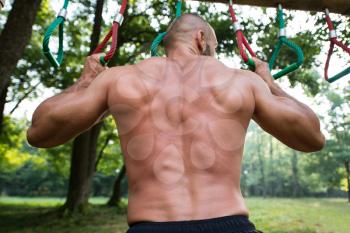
[
  {"left": 50, "top": 80, "right": 109, "bottom": 142},
  {"left": 253, "top": 91, "right": 303, "bottom": 139},
  {"left": 254, "top": 97, "right": 296, "bottom": 129},
  {"left": 69, "top": 91, "right": 108, "bottom": 129},
  {"left": 67, "top": 78, "right": 110, "bottom": 130},
  {"left": 253, "top": 96, "right": 321, "bottom": 154}
]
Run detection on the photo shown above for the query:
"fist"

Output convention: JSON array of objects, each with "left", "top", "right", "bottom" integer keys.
[
  {"left": 80, "top": 54, "right": 108, "bottom": 84},
  {"left": 73, "top": 54, "right": 108, "bottom": 89},
  {"left": 251, "top": 57, "right": 274, "bottom": 86},
  {"left": 83, "top": 54, "right": 107, "bottom": 74}
]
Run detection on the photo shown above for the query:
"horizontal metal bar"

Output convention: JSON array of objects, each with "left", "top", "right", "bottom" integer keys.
[{"left": 193, "top": 0, "right": 350, "bottom": 15}]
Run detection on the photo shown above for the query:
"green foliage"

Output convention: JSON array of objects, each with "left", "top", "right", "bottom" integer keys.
[
  {"left": 242, "top": 123, "right": 334, "bottom": 197},
  {"left": 96, "top": 117, "right": 122, "bottom": 175},
  {"left": 0, "top": 117, "right": 32, "bottom": 173},
  {"left": 305, "top": 86, "right": 350, "bottom": 192},
  {"left": 1, "top": 0, "right": 350, "bottom": 199},
  {"left": 0, "top": 115, "right": 124, "bottom": 197}
]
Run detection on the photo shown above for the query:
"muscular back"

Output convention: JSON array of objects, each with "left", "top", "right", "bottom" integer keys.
[
  {"left": 107, "top": 56, "right": 256, "bottom": 225},
  {"left": 27, "top": 17, "right": 323, "bottom": 223}
]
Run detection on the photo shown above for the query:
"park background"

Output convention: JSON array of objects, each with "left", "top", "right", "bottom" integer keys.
[{"left": 0, "top": 0, "right": 349, "bottom": 232}]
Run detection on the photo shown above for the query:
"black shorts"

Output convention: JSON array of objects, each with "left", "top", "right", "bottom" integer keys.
[{"left": 126, "top": 215, "right": 263, "bottom": 233}]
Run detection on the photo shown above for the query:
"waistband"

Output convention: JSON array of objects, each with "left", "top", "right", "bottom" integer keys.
[{"left": 127, "top": 215, "right": 256, "bottom": 233}]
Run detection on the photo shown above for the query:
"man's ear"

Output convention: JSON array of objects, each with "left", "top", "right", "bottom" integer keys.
[{"left": 195, "top": 30, "right": 206, "bottom": 54}]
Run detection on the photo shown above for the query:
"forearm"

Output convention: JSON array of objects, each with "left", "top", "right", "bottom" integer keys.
[
  {"left": 269, "top": 81, "right": 304, "bottom": 105},
  {"left": 258, "top": 69, "right": 306, "bottom": 106},
  {"left": 269, "top": 81, "right": 318, "bottom": 121},
  {"left": 270, "top": 81, "right": 325, "bottom": 151},
  {"left": 252, "top": 58, "right": 325, "bottom": 152}
]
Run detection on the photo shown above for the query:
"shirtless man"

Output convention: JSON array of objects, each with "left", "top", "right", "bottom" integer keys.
[{"left": 27, "top": 14, "right": 325, "bottom": 233}]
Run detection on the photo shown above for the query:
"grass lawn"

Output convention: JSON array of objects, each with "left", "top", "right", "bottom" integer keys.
[
  {"left": 0, "top": 197, "right": 349, "bottom": 233},
  {"left": 247, "top": 198, "right": 350, "bottom": 233}
]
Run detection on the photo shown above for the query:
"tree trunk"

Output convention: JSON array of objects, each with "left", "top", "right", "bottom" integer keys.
[
  {"left": 63, "top": 0, "right": 105, "bottom": 215},
  {"left": 291, "top": 151, "right": 300, "bottom": 197},
  {"left": 345, "top": 161, "right": 350, "bottom": 203},
  {"left": 107, "top": 165, "right": 126, "bottom": 206},
  {"left": 267, "top": 136, "right": 275, "bottom": 196},
  {"left": 89, "top": 0, "right": 105, "bottom": 54},
  {"left": 0, "top": 82, "right": 9, "bottom": 132},
  {"left": 95, "top": 132, "right": 113, "bottom": 172},
  {"left": 276, "top": 152, "right": 284, "bottom": 196},
  {"left": 63, "top": 123, "right": 103, "bottom": 214},
  {"left": 256, "top": 134, "right": 266, "bottom": 197},
  {"left": 0, "top": 0, "right": 42, "bottom": 131}
]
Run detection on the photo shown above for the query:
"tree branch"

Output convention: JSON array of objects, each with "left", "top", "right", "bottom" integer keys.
[
  {"left": 94, "top": 133, "right": 114, "bottom": 172},
  {"left": 9, "top": 81, "right": 40, "bottom": 114}
]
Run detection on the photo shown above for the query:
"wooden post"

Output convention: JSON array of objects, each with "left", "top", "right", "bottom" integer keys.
[{"left": 194, "top": 0, "right": 350, "bottom": 15}]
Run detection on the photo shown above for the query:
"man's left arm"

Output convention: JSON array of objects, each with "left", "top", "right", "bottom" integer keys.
[{"left": 27, "top": 55, "right": 111, "bottom": 148}]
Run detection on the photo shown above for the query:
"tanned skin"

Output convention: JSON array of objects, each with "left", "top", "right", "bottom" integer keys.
[{"left": 27, "top": 14, "right": 325, "bottom": 226}]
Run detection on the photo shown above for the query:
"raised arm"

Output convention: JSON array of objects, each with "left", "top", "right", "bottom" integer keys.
[
  {"left": 27, "top": 55, "right": 111, "bottom": 148},
  {"left": 249, "top": 58, "right": 325, "bottom": 152}
]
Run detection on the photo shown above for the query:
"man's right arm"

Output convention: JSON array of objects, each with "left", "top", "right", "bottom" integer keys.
[{"left": 248, "top": 58, "right": 325, "bottom": 153}]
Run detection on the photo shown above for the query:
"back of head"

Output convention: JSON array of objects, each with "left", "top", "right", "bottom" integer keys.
[{"left": 163, "top": 13, "right": 213, "bottom": 53}]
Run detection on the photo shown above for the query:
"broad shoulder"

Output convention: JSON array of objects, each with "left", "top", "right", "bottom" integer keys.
[
  {"left": 95, "top": 63, "right": 139, "bottom": 87},
  {"left": 233, "top": 69, "right": 270, "bottom": 93},
  {"left": 102, "top": 64, "right": 136, "bottom": 77},
  {"left": 136, "top": 57, "right": 167, "bottom": 66},
  {"left": 202, "top": 60, "right": 257, "bottom": 88},
  {"left": 95, "top": 58, "right": 167, "bottom": 89},
  {"left": 201, "top": 56, "right": 229, "bottom": 71},
  {"left": 197, "top": 56, "right": 234, "bottom": 80},
  {"left": 134, "top": 57, "right": 167, "bottom": 75}
]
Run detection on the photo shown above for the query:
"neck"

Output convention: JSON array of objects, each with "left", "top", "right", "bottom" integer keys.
[{"left": 166, "top": 43, "right": 201, "bottom": 62}]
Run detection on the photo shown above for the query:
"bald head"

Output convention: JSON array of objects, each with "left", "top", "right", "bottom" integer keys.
[{"left": 163, "top": 13, "right": 218, "bottom": 57}]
